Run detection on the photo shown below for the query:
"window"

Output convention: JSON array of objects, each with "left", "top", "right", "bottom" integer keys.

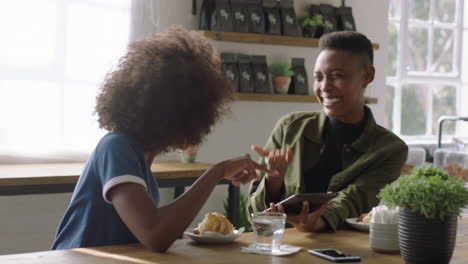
[
  {"left": 386, "top": 0, "right": 468, "bottom": 141},
  {"left": 0, "top": 0, "right": 131, "bottom": 157}
]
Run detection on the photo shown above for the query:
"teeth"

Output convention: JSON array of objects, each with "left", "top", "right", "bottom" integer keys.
[{"left": 323, "top": 97, "right": 340, "bottom": 103}]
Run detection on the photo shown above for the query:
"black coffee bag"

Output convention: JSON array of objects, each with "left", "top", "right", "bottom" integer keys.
[
  {"left": 263, "top": 0, "right": 281, "bottom": 35},
  {"left": 306, "top": 5, "right": 324, "bottom": 38},
  {"left": 246, "top": 0, "right": 265, "bottom": 34},
  {"left": 290, "top": 58, "right": 308, "bottom": 95},
  {"left": 231, "top": 0, "right": 249, "bottom": 33},
  {"left": 319, "top": 4, "right": 337, "bottom": 34},
  {"left": 251, "top": 55, "right": 272, "bottom": 94},
  {"left": 238, "top": 54, "right": 254, "bottom": 93},
  {"left": 221, "top": 53, "right": 240, "bottom": 92},
  {"left": 279, "top": 0, "right": 299, "bottom": 36},
  {"left": 210, "top": 0, "right": 233, "bottom": 32},
  {"left": 336, "top": 6, "right": 356, "bottom": 31},
  {"left": 199, "top": 0, "right": 216, "bottom": 30}
]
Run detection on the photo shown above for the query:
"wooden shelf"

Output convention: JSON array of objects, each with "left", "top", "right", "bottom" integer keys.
[
  {"left": 197, "top": 30, "right": 380, "bottom": 50},
  {"left": 234, "top": 93, "right": 378, "bottom": 104}
]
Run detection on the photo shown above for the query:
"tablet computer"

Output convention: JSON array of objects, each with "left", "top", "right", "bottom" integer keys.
[{"left": 277, "top": 192, "right": 339, "bottom": 214}]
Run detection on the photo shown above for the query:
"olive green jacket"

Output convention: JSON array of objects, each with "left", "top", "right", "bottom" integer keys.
[{"left": 248, "top": 107, "right": 408, "bottom": 231}]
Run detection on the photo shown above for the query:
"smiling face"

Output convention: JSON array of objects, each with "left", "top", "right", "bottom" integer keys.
[{"left": 313, "top": 49, "right": 375, "bottom": 124}]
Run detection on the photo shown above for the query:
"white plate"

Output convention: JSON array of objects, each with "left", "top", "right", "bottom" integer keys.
[
  {"left": 184, "top": 227, "right": 245, "bottom": 244},
  {"left": 345, "top": 218, "right": 369, "bottom": 232}
]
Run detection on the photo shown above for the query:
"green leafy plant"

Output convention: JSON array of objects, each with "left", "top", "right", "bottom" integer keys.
[
  {"left": 268, "top": 63, "right": 294, "bottom": 77},
  {"left": 298, "top": 14, "right": 324, "bottom": 28},
  {"left": 378, "top": 164, "right": 468, "bottom": 221},
  {"left": 223, "top": 192, "right": 252, "bottom": 232}
]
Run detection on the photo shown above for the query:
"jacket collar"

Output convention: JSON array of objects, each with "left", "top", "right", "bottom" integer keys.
[{"left": 303, "top": 106, "right": 377, "bottom": 153}]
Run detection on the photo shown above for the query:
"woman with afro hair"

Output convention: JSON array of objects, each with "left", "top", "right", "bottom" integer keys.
[{"left": 51, "top": 26, "right": 275, "bottom": 252}]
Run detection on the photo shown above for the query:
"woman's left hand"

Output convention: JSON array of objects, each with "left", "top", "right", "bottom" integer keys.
[{"left": 266, "top": 201, "right": 328, "bottom": 232}]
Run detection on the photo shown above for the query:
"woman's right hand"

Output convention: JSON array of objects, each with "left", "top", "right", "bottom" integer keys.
[
  {"left": 217, "top": 154, "right": 279, "bottom": 186},
  {"left": 251, "top": 144, "right": 292, "bottom": 180}
]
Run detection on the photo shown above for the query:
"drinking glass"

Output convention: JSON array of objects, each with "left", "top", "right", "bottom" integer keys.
[{"left": 251, "top": 212, "right": 286, "bottom": 252}]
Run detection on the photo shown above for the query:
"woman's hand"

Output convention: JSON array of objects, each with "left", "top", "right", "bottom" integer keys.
[
  {"left": 266, "top": 201, "right": 328, "bottom": 232},
  {"left": 251, "top": 144, "right": 292, "bottom": 180},
  {"left": 218, "top": 154, "right": 279, "bottom": 186}
]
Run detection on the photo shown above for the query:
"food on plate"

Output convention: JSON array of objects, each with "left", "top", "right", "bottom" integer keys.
[
  {"left": 357, "top": 212, "right": 372, "bottom": 223},
  {"left": 193, "top": 212, "right": 234, "bottom": 235}
]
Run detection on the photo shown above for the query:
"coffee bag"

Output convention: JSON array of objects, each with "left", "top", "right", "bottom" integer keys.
[
  {"left": 231, "top": 0, "right": 249, "bottom": 33},
  {"left": 290, "top": 58, "right": 308, "bottom": 95},
  {"left": 238, "top": 54, "right": 254, "bottom": 93},
  {"left": 199, "top": 0, "right": 216, "bottom": 30},
  {"left": 221, "top": 53, "right": 240, "bottom": 92},
  {"left": 336, "top": 6, "right": 356, "bottom": 31},
  {"left": 263, "top": 0, "right": 281, "bottom": 35},
  {"left": 319, "top": 4, "right": 337, "bottom": 34},
  {"left": 210, "top": 0, "right": 234, "bottom": 32},
  {"left": 279, "top": 0, "right": 299, "bottom": 36},
  {"left": 246, "top": 0, "right": 265, "bottom": 34},
  {"left": 251, "top": 55, "right": 272, "bottom": 94}
]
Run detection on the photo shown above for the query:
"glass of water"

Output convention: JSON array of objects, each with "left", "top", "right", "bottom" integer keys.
[{"left": 251, "top": 212, "right": 286, "bottom": 252}]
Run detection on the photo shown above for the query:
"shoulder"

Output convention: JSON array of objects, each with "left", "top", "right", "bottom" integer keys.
[
  {"left": 276, "top": 111, "right": 321, "bottom": 129},
  {"left": 370, "top": 124, "right": 408, "bottom": 159},
  {"left": 96, "top": 133, "right": 142, "bottom": 153},
  {"left": 376, "top": 125, "right": 407, "bottom": 148},
  {"left": 364, "top": 108, "right": 407, "bottom": 154}
]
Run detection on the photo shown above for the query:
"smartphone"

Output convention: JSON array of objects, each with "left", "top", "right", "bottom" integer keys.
[
  {"left": 276, "top": 192, "right": 338, "bottom": 214},
  {"left": 308, "top": 249, "right": 361, "bottom": 262}
]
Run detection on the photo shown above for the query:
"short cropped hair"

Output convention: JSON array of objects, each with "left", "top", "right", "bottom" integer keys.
[
  {"left": 95, "top": 26, "right": 233, "bottom": 152},
  {"left": 319, "top": 31, "right": 373, "bottom": 65}
]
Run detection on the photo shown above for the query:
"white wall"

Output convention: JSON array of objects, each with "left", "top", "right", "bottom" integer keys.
[{"left": 0, "top": 0, "right": 389, "bottom": 255}]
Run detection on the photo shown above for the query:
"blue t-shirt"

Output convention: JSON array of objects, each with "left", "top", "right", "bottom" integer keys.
[{"left": 51, "top": 133, "right": 160, "bottom": 250}]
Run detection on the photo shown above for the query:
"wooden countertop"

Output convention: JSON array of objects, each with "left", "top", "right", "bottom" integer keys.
[
  {"left": 1, "top": 217, "right": 467, "bottom": 263},
  {"left": 0, "top": 162, "right": 213, "bottom": 187}
]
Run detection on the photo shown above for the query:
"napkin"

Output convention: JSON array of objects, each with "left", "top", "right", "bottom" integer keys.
[
  {"left": 240, "top": 244, "right": 301, "bottom": 256},
  {"left": 370, "top": 205, "right": 399, "bottom": 224}
]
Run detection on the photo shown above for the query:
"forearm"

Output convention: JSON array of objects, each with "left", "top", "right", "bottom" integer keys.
[{"left": 147, "top": 165, "right": 224, "bottom": 251}]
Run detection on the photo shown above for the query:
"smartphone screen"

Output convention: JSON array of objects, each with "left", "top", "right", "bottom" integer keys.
[{"left": 309, "top": 249, "right": 361, "bottom": 262}]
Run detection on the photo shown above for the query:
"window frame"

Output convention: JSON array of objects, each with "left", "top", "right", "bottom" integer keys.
[{"left": 387, "top": 0, "right": 465, "bottom": 142}]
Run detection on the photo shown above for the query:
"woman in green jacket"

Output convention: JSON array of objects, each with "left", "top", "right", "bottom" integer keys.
[{"left": 248, "top": 31, "right": 408, "bottom": 232}]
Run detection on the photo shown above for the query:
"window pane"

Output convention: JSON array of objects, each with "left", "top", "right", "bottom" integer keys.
[
  {"left": 388, "top": 22, "right": 399, "bottom": 76},
  {"left": 0, "top": 81, "right": 61, "bottom": 152},
  {"left": 401, "top": 84, "right": 428, "bottom": 135},
  {"left": 63, "top": 82, "right": 105, "bottom": 151},
  {"left": 385, "top": 85, "right": 395, "bottom": 131},
  {"left": 389, "top": 0, "right": 402, "bottom": 19},
  {"left": 461, "top": 29, "right": 468, "bottom": 82},
  {"left": 433, "top": 85, "right": 456, "bottom": 135},
  {"left": 434, "top": 0, "right": 456, "bottom": 23},
  {"left": 465, "top": 0, "right": 468, "bottom": 28},
  {"left": 409, "top": 0, "right": 430, "bottom": 21},
  {"left": 407, "top": 27, "right": 428, "bottom": 72},
  {"left": 0, "top": 0, "right": 57, "bottom": 70},
  {"left": 66, "top": 1, "right": 130, "bottom": 83},
  {"left": 432, "top": 29, "right": 454, "bottom": 73}
]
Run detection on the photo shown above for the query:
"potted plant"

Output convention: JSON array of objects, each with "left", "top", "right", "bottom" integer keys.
[
  {"left": 298, "top": 14, "right": 324, "bottom": 38},
  {"left": 269, "top": 63, "right": 294, "bottom": 94},
  {"left": 379, "top": 165, "right": 468, "bottom": 264}
]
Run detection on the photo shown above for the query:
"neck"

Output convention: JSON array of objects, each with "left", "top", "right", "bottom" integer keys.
[{"left": 338, "top": 105, "right": 365, "bottom": 124}]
